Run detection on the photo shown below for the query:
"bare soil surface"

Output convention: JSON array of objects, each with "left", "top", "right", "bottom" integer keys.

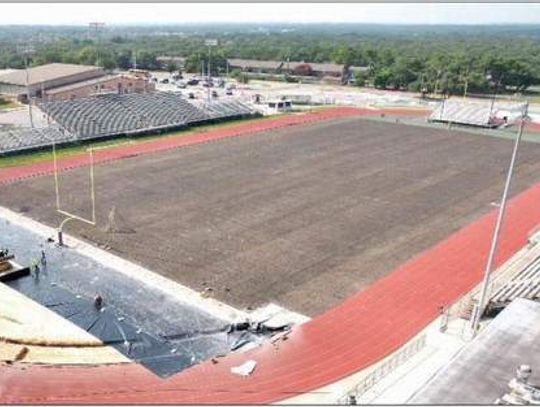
[{"left": 3, "top": 117, "right": 540, "bottom": 316}]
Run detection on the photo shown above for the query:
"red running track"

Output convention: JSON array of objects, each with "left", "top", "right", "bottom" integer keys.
[
  {"left": 0, "top": 107, "right": 383, "bottom": 185},
  {"left": 2, "top": 104, "right": 536, "bottom": 404},
  {"left": 3, "top": 180, "right": 540, "bottom": 404}
]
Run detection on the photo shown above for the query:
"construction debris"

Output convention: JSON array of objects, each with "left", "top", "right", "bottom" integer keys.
[
  {"left": 495, "top": 365, "right": 540, "bottom": 405},
  {"left": 13, "top": 346, "right": 29, "bottom": 362},
  {"left": 0, "top": 249, "right": 30, "bottom": 282},
  {"left": 231, "top": 360, "right": 257, "bottom": 377}
]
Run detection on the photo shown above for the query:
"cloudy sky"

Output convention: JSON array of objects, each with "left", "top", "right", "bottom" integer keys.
[{"left": 0, "top": 3, "right": 539, "bottom": 25}]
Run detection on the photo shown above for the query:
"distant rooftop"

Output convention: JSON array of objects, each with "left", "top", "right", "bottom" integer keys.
[
  {"left": 228, "top": 58, "right": 283, "bottom": 71},
  {"left": 45, "top": 74, "right": 119, "bottom": 95},
  {"left": 227, "top": 58, "right": 349, "bottom": 74},
  {"left": 0, "top": 63, "right": 103, "bottom": 87}
]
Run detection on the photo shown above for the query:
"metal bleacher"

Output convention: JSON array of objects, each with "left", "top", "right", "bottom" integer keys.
[
  {"left": 0, "top": 125, "right": 76, "bottom": 154},
  {"left": 40, "top": 92, "right": 255, "bottom": 138},
  {"left": 489, "top": 255, "right": 540, "bottom": 306},
  {"left": 201, "top": 99, "right": 256, "bottom": 120},
  {"left": 429, "top": 100, "right": 495, "bottom": 128},
  {"left": 0, "top": 92, "right": 257, "bottom": 154}
]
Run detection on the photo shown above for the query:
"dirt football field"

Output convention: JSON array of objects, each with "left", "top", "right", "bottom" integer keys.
[{"left": 3, "top": 117, "right": 540, "bottom": 316}]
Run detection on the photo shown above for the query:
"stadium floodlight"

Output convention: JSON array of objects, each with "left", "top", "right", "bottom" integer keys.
[
  {"left": 52, "top": 141, "right": 97, "bottom": 246},
  {"left": 205, "top": 39, "right": 218, "bottom": 103},
  {"left": 16, "top": 45, "right": 35, "bottom": 128},
  {"left": 471, "top": 102, "right": 529, "bottom": 336},
  {"left": 88, "top": 22, "right": 105, "bottom": 67},
  {"left": 488, "top": 74, "right": 504, "bottom": 122}
]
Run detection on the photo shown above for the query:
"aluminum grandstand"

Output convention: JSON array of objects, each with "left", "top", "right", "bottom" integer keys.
[
  {"left": 429, "top": 99, "right": 527, "bottom": 128},
  {"left": 0, "top": 92, "right": 256, "bottom": 154},
  {"left": 489, "top": 255, "right": 540, "bottom": 308},
  {"left": 0, "top": 125, "right": 76, "bottom": 154}
]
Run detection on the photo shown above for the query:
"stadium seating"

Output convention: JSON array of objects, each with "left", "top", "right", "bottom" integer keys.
[
  {"left": 1, "top": 92, "right": 256, "bottom": 154},
  {"left": 0, "top": 125, "right": 76, "bottom": 154},
  {"left": 202, "top": 99, "right": 255, "bottom": 119},
  {"left": 490, "top": 256, "right": 540, "bottom": 306},
  {"left": 39, "top": 92, "right": 255, "bottom": 139},
  {"left": 430, "top": 100, "right": 495, "bottom": 127}
]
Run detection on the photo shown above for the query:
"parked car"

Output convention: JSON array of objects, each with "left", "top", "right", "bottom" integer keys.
[
  {"left": 226, "top": 89, "right": 233, "bottom": 96},
  {"left": 212, "top": 90, "right": 218, "bottom": 98},
  {"left": 176, "top": 81, "right": 187, "bottom": 89},
  {"left": 188, "top": 92, "right": 195, "bottom": 99},
  {"left": 187, "top": 79, "right": 199, "bottom": 86},
  {"left": 160, "top": 78, "right": 169, "bottom": 84}
]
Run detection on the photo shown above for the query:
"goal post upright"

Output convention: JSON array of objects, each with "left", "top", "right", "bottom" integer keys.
[{"left": 52, "top": 142, "right": 97, "bottom": 246}]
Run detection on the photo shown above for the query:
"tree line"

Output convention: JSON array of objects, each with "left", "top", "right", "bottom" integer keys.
[{"left": 0, "top": 24, "right": 539, "bottom": 94}]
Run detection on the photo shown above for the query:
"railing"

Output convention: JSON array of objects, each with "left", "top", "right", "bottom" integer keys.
[{"left": 337, "top": 333, "right": 427, "bottom": 404}]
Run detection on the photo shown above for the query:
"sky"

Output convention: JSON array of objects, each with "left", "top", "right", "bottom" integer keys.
[{"left": 0, "top": 3, "right": 539, "bottom": 26}]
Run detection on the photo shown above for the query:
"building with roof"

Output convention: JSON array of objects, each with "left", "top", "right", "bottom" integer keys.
[
  {"left": 228, "top": 58, "right": 285, "bottom": 73},
  {"left": 156, "top": 56, "right": 186, "bottom": 71},
  {"left": 0, "top": 63, "right": 105, "bottom": 101},
  {"left": 227, "top": 58, "right": 369, "bottom": 84},
  {"left": 42, "top": 74, "right": 155, "bottom": 102}
]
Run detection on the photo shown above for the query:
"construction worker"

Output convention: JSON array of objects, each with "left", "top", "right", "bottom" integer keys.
[
  {"left": 31, "top": 259, "right": 40, "bottom": 279},
  {"left": 94, "top": 294, "right": 103, "bottom": 310},
  {"left": 40, "top": 250, "right": 47, "bottom": 267}
]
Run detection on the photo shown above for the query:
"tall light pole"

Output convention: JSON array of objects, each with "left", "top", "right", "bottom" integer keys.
[
  {"left": 17, "top": 45, "right": 35, "bottom": 129},
  {"left": 488, "top": 74, "right": 504, "bottom": 124},
  {"left": 438, "top": 72, "right": 449, "bottom": 121},
  {"left": 205, "top": 39, "right": 217, "bottom": 103},
  {"left": 471, "top": 102, "right": 529, "bottom": 336},
  {"left": 88, "top": 22, "right": 105, "bottom": 67}
]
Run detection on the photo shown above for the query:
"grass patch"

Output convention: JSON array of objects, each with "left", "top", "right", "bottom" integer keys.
[{"left": 0, "top": 114, "right": 286, "bottom": 169}]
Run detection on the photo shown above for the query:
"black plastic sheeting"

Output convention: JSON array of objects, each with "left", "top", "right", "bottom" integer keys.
[
  {"left": 2, "top": 219, "right": 287, "bottom": 378},
  {"left": 8, "top": 271, "right": 253, "bottom": 377}
]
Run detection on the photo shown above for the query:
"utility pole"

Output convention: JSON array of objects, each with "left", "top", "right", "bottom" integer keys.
[
  {"left": 17, "top": 45, "right": 35, "bottom": 129},
  {"left": 470, "top": 102, "right": 529, "bottom": 336}
]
